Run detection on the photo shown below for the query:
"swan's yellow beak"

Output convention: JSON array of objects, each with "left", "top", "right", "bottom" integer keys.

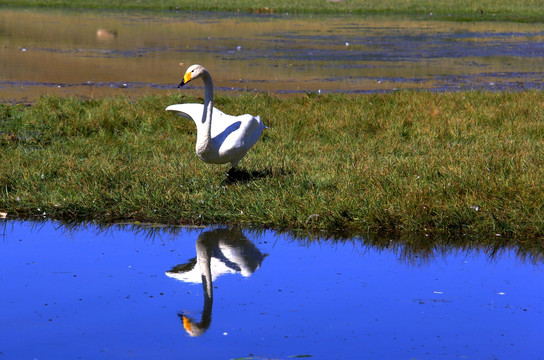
[{"left": 178, "top": 72, "right": 192, "bottom": 88}]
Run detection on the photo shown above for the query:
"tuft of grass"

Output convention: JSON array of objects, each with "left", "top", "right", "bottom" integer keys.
[
  {"left": 1, "top": 91, "right": 543, "bottom": 242},
  {"left": 1, "top": 0, "right": 544, "bottom": 22}
]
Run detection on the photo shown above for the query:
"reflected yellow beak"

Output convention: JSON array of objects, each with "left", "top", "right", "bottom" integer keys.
[{"left": 182, "top": 315, "right": 192, "bottom": 333}]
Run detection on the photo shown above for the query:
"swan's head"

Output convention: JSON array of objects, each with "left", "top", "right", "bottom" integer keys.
[
  {"left": 178, "top": 64, "right": 208, "bottom": 88},
  {"left": 181, "top": 314, "right": 210, "bottom": 337}
]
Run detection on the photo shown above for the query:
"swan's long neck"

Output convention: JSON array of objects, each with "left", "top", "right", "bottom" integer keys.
[
  {"left": 180, "top": 239, "right": 213, "bottom": 337},
  {"left": 196, "top": 71, "right": 214, "bottom": 157},
  {"left": 197, "top": 239, "right": 213, "bottom": 329}
]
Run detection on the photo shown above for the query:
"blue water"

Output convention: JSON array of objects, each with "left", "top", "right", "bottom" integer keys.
[{"left": 1, "top": 220, "right": 543, "bottom": 359}]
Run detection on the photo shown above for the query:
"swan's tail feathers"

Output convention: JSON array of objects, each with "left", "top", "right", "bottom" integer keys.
[{"left": 255, "top": 115, "right": 268, "bottom": 129}]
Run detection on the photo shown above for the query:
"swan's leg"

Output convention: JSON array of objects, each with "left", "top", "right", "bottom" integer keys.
[{"left": 227, "top": 159, "right": 241, "bottom": 179}]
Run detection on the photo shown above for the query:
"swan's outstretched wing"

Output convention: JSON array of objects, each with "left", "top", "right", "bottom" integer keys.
[
  {"left": 165, "top": 104, "right": 205, "bottom": 123},
  {"left": 166, "top": 103, "right": 228, "bottom": 125}
]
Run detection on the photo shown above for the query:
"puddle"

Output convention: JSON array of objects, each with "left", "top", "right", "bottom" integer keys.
[
  {"left": 1, "top": 9, "right": 543, "bottom": 102},
  {"left": 1, "top": 220, "right": 543, "bottom": 359}
]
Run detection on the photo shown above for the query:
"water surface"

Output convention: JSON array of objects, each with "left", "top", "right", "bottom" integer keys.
[
  {"left": 1, "top": 220, "right": 543, "bottom": 359},
  {"left": 1, "top": 9, "right": 543, "bottom": 102}
]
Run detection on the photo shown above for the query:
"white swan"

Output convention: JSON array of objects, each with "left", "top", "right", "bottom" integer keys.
[
  {"left": 166, "top": 228, "right": 267, "bottom": 337},
  {"left": 165, "top": 65, "right": 266, "bottom": 178}
]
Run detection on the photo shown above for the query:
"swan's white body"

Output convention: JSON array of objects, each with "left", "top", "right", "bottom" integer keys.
[{"left": 166, "top": 65, "right": 266, "bottom": 170}]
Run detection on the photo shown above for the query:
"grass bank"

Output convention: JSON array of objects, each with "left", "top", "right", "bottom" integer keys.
[
  {"left": 1, "top": 0, "right": 544, "bottom": 22},
  {"left": 1, "top": 91, "right": 543, "bottom": 241}
]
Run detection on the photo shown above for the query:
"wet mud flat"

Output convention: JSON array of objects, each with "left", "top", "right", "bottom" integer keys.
[
  {"left": 1, "top": 9, "right": 543, "bottom": 102},
  {"left": 1, "top": 220, "right": 543, "bottom": 359}
]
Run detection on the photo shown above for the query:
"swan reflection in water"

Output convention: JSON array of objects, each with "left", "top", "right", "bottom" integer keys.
[{"left": 166, "top": 228, "right": 267, "bottom": 336}]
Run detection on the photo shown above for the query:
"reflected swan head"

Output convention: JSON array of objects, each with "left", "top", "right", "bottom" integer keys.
[
  {"left": 181, "top": 314, "right": 210, "bottom": 337},
  {"left": 167, "top": 228, "right": 267, "bottom": 337}
]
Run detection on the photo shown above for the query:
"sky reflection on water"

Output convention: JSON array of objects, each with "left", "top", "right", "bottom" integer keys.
[{"left": 1, "top": 220, "right": 543, "bottom": 359}]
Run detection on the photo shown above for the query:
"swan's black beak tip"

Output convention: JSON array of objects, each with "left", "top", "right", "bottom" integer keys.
[{"left": 177, "top": 81, "right": 185, "bottom": 88}]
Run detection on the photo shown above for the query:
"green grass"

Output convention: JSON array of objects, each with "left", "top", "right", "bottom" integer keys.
[
  {"left": 1, "top": 91, "right": 543, "bottom": 243},
  {"left": 2, "top": 0, "right": 544, "bottom": 22}
]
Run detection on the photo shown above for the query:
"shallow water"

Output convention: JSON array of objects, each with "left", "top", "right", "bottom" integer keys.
[
  {"left": 1, "top": 9, "right": 543, "bottom": 102},
  {"left": 1, "top": 220, "right": 543, "bottom": 359}
]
